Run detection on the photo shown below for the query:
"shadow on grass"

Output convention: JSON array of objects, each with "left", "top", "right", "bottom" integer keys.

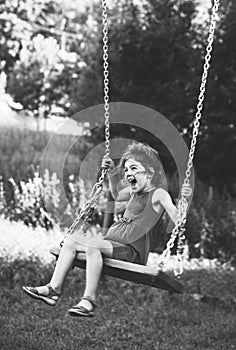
[{"left": 0, "top": 256, "right": 236, "bottom": 350}]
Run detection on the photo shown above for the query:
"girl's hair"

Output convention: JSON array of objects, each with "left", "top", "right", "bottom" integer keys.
[{"left": 118, "top": 141, "right": 167, "bottom": 188}]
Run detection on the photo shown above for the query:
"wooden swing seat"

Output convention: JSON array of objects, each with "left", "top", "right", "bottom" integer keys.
[{"left": 50, "top": 247, "right": 184, "bottom": 294}]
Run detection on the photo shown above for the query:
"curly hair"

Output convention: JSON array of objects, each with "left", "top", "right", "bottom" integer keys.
[{"left": 118, "top": 141, "right": 167, "bottom": 188}]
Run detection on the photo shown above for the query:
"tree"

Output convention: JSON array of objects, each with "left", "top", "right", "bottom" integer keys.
[
  {"left": 67, "top": 0, "right": 203, "bottom": 178},
  {"left": 194, "top": 0, "right": 236, "bottom": 191},
  {"left": 0, "top": 0, "right": 23, "bottom": 72},
  {"left": 2, "top": 0, "right": 235, "bottom": 190},
  {"left": 4, "top": 0, "right": 86, "bottom": 118},
  {"left": 68, "top": 1, "right": 201, "bottom": 121},
  {"left": 68, "top": 0, "right": 236, "bottom": 191}
]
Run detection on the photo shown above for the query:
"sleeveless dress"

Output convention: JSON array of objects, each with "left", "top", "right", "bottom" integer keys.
[{"left": 104, "top": 188, "right": 164, "bottom": 265}]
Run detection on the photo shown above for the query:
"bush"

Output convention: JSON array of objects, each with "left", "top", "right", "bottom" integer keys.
[
  {"left": 0, "top": 127, "right": 235, "bottom": 263},
  {"left": 186, "top": 182, "right": 236, "bottom": 264},
  {"left": 0, "top": 127, "right": 88, "bottom": 183},
  {"left": 0, "top": 128, "right": 48, "bottom": 183},
  {"left": 0, "top": 126, "right": 107, "bottom": 229}
]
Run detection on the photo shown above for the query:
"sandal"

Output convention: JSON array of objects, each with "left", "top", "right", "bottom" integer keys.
[
  {"left": 22, "top": 284, "right": 60, "bottom": 306},
  {"left": 68, "top": 296, "right": 98, "bottom": 317}
]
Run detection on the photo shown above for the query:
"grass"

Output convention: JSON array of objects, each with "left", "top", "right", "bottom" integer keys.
[{"left": 0, "top": 218, "right": 236, "bottom": 350}]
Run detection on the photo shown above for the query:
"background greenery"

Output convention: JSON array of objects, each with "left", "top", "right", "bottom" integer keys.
[
  {"left": 1, "top": 0, "right": 235, "bottom": 190},
  {"left": 0, "top": 0, "right": 235, "bottom": 263},
  {"left": 0, "top": 1, "right": 236, "bottom": 348},
  {"left": 0, "top": 127, "right": 235, "bottom": 263}
]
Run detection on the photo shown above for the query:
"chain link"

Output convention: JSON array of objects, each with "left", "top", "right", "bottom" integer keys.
[
  {"left": 159, "top": 0, "right": 220, "bottom": 276},
  {"left": 102, "top": 0, "right": 110, "bottom": 161},
  {"left": 64, "top": 0, "right": 111, "bottom": 237},
  {"left": 60, "top": 0, "right": 219, "bottom": 275}
]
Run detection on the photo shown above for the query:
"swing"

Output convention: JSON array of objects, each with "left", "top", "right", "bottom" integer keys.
[{"left": 50, "top": 0, "right": 220, "bottom": 294}]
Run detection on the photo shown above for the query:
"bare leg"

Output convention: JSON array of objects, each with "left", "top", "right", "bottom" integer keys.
[
  {"left": 31, "top": 233, "right": 88, "bottom": 296},
  {"left": 23, "top": 234, "right": 113, "bottom": 309},
  {"left": 49, "top": 236, "right": 85, "bottom": 293},
  {"left": 74, "top": 238, "right": 113, "bottom": 311}
]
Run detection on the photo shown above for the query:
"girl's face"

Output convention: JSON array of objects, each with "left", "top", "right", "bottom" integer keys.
[{"left": 123, "top": 158, "right": 153, "bottom": 193}]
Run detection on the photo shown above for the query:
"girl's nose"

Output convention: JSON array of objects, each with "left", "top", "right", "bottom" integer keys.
[{"left": 126, "top": 169, "right": 134, "bottom": 177}]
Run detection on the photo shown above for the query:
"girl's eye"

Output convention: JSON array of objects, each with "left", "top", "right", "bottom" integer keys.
[{"left": 124, "top": 166, "right": 137, "bottom": 172}]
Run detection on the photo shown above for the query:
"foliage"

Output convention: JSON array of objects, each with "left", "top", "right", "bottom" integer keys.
[
  {"left": 0, "top": 128, "right": 48, "bottom": 183},
  {"left": 0, "top": 170, "right": 60, "bottom": 229},
  {"left": 186, "top": 182, "right": 236, "bottom": 264},
  {"left": 68, "top": 0, "right": 201, "bottom": 123},
  {"left": 0, "top": 126, "right": 108, "bottom": 229},
  {"left": 0, "top": 217, "right": 62, "bottom": 264},
  {"left": 0, "top": 0, "right": 23, "bottom": 72},
  {"left": 150, "top": 177, "right": 236, "bottom": 264},
  {"left": 1, "top": 0, "right": 235, "bottom": 190},
  {"left": 0, "top": 163, "right": 105, "bottom": 231},
  {"left": 8, "top": 35, "right": 60, "bottom": 115},
  {"left": 57, "top": 0, "right": 236, "bottom": 191},
  {"left": 0, "top": 127, "right": 89, "bottom": 183},
  {"left": 1, "top": 163, "right": 236, "bottom": 264},
  {"left": 194, "top": 0, "right": 236, "bottom": 190},
  {"left": 0, "top": 0, "right": 85, "bottom": 117},
  {"left": 0, "top": 0, "right": 236, "bottom": 262}
]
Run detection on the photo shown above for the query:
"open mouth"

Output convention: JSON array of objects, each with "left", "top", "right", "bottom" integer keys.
[{"left": 127, "top": 175, "right": 137, "bottom": 186}]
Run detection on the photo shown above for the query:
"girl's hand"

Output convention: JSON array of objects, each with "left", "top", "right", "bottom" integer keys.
[
  {"left": 181, "top": 184, "right": 192, "bottom": 198},
  {"left": 101, "top": 157, "right": 115, "bottom": 172}
]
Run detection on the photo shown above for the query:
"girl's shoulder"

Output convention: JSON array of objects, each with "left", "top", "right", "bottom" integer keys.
[
  {"left": 152, "top": 187, "right": 168, "bottom": 195},
  {"left": 151, "top": 187, "right": 170, "bottom": 203}
]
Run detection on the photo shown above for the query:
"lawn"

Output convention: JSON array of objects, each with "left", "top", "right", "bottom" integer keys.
[{"left": 0, "top": 218, "right": 235, "bottom": 350}]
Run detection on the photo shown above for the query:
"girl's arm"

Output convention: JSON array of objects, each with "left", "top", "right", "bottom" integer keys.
[
  {"left": 102, "top": 157, "right": 131, "bottom": 202},
  {"left": 152, "top": 188, "right": 179, "bottom": 224},
  {"left": 152, "top": 186, "right": 192, "bottom": 225}
]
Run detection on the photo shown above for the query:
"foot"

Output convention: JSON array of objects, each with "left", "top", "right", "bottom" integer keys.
[
  {"left": 68, "top": 296, "right": 97, "bottom": 317},
  {"left": 22, "top": 284, "right": 60, "bottom": 306}
]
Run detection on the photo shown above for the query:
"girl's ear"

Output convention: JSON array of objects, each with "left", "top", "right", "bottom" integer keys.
[{"left": 148, "top": 167, "right": 155, "bottom": 178}]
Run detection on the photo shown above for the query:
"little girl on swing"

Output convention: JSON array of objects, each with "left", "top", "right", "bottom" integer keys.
[{"left": 23, "top": 141, "right": 192, "bottom": 317}]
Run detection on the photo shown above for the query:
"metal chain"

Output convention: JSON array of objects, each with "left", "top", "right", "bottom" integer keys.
[
  {"left": 159, "top": 0, "right": 220, "bottom": 276},
  {"left": 64, "top": 0, "right": 111, "bottom": 237},
  {"left": 183, "top": 0, "right": 220, "bottom": 186},
  {"left": 102, "top": 0, "right": 110, "bottom": 160}
]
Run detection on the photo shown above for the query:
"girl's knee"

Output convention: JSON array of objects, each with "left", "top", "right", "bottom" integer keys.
[
  {"left": 63, "top": 237, "right": 77, "bottom": 253},
  {"left": 86, "top": 239, "right": 101, "bottom": 256}
]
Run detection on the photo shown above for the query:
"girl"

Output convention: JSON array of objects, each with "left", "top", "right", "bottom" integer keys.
[{"left": 23, "top": 142, "right": 192, "bottom": 317}]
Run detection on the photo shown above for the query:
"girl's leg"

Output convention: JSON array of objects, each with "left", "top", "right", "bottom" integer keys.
[
  {"left": 49, "top": 235, "right": 87, "bottom": 293},
  {"left": 28, "top": 233, "right": 88, "bottom": 296},
  {"left": 71, "top": 238, "right": 113, "bottom": 311},
  {"left": 23, "top": 234, "right": 113, "bottom": 310}
]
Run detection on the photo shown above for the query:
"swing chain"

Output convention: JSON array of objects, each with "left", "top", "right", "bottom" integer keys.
[
  {"left": 184, "top": 0, "right": 220, "bottom": 186},
  {"left": 159, "top": 0, "right": 220, "bottom": 276},
  {"left": 65, "top": 0, "right": 111, "bottom": 236},
  {"left": 92, "top": 0, "right": 111, "bottom": 191},
  {"left": 158, "top": 197, "right": 188, "bottom": 274},
  {"left": 102, "top": 0, "right": 110, "bottom": 161}
]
